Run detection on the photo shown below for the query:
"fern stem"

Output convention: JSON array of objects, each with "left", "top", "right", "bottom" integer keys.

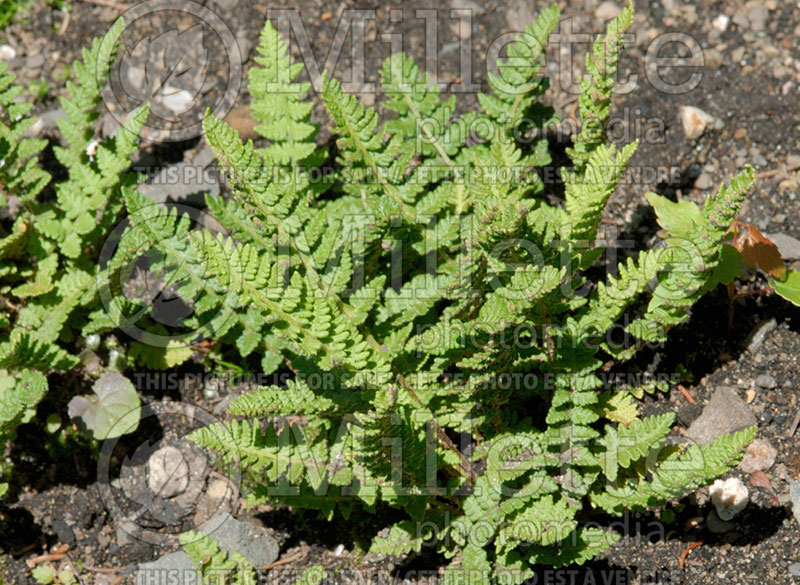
[
  {"left": 399, "top": 87, "right": 465, "bottom": 187},
  {"left": 395, "top": 373, "right": 478, "bottom": 484}
]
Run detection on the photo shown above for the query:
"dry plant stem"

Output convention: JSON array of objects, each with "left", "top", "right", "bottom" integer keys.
[
  {"left": 84, "top": 566, "right": 123, "bottom": 574},
  {"left": 679, "top": 540, "right": 704, "bottom": 569},
  {"left": 788, "top": 409, "right": 800, "bottom": 438},
  {"left": 678, "top": 384, "right": 696, "bottom": 405},
  {"left": 25, "top": 544, "right": 69, "bottom": 567},
  {"left": 396, "top": 375, "right": 479, "bottom": 484},
  {"left": 755, "top": 167, "right": 787, "bottom": 181},
  {"left": 58, "top": 3, "right": 71, "bottom": 36},
  {"left": 261, "top": 551, "right": 303, "bottom": 571},
  {"left": 727, "top": 282, "right": 773, "bottom": 331},
  {"left": 63, "top": 555, "right": 90, "bottom": 585}
]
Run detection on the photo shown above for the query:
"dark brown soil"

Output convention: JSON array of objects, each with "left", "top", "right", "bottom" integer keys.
[{"left": 1, "top": 0, "right": 799, "bottom": 583}]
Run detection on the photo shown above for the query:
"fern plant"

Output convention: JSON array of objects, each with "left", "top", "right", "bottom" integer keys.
[
  {"left": 0, "top": 1, "right": 759, "bottom": 579},
  {"left": 0, "top": 19, "right": 148, "bottom": 489},
  {"left": 162, "top": 3, "right": 759, "bottom": 580},
  {"left": 180, "top": 528, "right": 326, "bottom": 585}
]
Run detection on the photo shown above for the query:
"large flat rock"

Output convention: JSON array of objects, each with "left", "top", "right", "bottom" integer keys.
[
  {"left": 135, "top": 512, "right": 279, "bottom": 584},
  {"left": 136, "top": 551, "right": 195, "bottom": 585},
  {"left": 686, "top": 386, "right": 756, "bottom": 446}
]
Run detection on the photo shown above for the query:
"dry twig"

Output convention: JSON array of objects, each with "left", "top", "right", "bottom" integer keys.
[
  {"left": 25, "top": 545, "right": 69, "bottom": 568},
  {"left": 788, "top": 409, "right": 800, "bottom": 438},
  {"left": 677, "top": 384, "right": 697, "bottom": 405},
  {"left": 261, "top": 551, "right": 304, "bottom": 571},
  {"left": 679, "top": 540, "right": 704, "bottom": 569},
  {"left": 58, "top": 3, "right": 72, "bottom": 36},
  {"left": 84, "top": 566, "right": 123, "bottom": 574}
]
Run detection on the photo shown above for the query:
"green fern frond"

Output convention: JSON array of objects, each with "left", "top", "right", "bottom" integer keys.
[
  {"left": 146, "top": 5, "right": 763, "bottom": 576},
  {"left": 322, "top": 73, "right": 415, "bottom": 219},
  {"left": 0, "top": 63, "right": 50, "bottom": 203},
  {"left": 592, "top": 425, "right": 755, "bottom": 513},
  {"left": 55, "top": 17, "right": 125, "bottom": 168},
  {"left": 295, "top": 565, "right": 328, "bottom": 585},
  {"left": 598, "top": 412, "right": 675, "bottom": 482},
  {"left": 564, "top": 141, "right": 638, "bottom": 251},
  {"left": 0, "top": 21, "right": 151, "bottom": 470},
  {"left": 0, "top": 331, "right": 78, "bottom": 371},
  {"left": 567, "top": 3, "right": 633, "bottom": 172},
  {"left": 0, "top": 369, "right": 47, "bottom": 440},
  {"left": 703, "top": 165, "right": 756, "bottom": 237},
  {"left": 203, "top": 112, "right": 314, "bottom": 251},
  {"left": 248, "top": 19, "right": 323, "bottom": 168},
  {"left": 15, "top": 266, "right": 92, "bottom": 343},
  {"left": 229, "top": 379, "right": 338, "bottom": 417},
  {"left": 380, "top": 53, "right": 476, "bottom": 191},
  {"left": 370, "top": 520, "right": 425, "bottom": 556},
  {"left": 180, "top": 529, "right": 256, "bottom": 585},
  {"left": 477, "top": 2, "right": 560, "bottom": 132},
  {"left": 526, "top": 526, "right": 621, "bottom": 568},
  {"left": 624, "top": 167, "right": 755, "bottom": 346}
]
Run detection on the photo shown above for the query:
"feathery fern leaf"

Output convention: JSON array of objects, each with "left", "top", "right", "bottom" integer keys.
[
  {"left": 169, "top": 4, "right": 761, "bottom": 577},
  {"left": 249, "top": 19, "right": 322, "bottom": 168},
  {"left": 478, "top": 2, "right": 560, "bottom": 133},
  {"left": 567, "top": 3, "right": 633, "bottom": 172}
]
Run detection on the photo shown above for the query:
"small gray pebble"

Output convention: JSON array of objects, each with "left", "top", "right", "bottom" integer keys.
[{"left": 755, "top": 374, "right": 777, "bottom": 389}]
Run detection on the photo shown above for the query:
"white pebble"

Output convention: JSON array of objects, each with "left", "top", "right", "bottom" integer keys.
[
  {"left": 160, "top": 86, "right": 194, "bottom": 115},
  {"left": 0, "top": 45, "right": 16, "bottom": 61},
  {"left": 679, "top": 105, "right": 723, "bottom": 140},
  {"left": 712, "top": 14, "right": 730, "bottom": 33},
  {"left": 148, "top": 445, "right": 190, "bottom": 498},
  {"left": 85, "top": 138, "right": 100, "bottom": 158},
  {"left": 709, "top": 477, "right": 749, "bottom": 521}
]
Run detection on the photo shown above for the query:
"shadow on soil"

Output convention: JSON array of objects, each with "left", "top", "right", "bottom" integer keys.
[{"left": 254, "top": 495, "right": 788, "bottom": 580}]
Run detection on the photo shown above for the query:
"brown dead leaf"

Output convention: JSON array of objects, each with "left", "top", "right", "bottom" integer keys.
[{"left": 733, "top": 222, "right": 787, "bottom": 280}]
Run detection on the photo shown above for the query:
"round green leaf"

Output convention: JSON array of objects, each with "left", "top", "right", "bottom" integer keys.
[
  {"left": 772, "top": 269, "right": 800, "bottom": 306},
  {"left": 67, "top": 372, "right": 141, "bottom": 439}
]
